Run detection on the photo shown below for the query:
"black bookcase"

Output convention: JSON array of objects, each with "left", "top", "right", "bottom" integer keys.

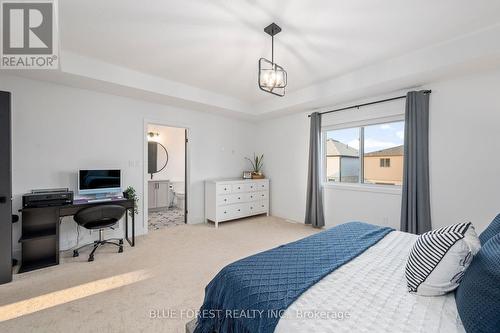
[
  {"left": 0, "top": 91, "right": 12, "bottom": 284},
  {"left": 18, "top": 207, "right": 59, "bottom": 273}
]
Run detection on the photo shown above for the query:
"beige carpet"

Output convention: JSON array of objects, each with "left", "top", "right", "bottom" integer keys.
[{"left": 0, "top": 216, "right": 317, "bottom": 333}]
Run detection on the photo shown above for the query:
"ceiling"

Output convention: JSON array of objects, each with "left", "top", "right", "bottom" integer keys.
[
  {"left": 60, "top": 1, "right": 500, "bottom": 102},
  {"left": 5, "top": 1, "right": 500, "bottom": 118}
]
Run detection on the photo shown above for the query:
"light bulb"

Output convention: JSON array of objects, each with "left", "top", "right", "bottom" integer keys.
[
  {"left": 260, "top": 67, "right": 285, "bottom": 89},
  {"left": 267, "top": 71, "right": 277, "bottom": 87}
]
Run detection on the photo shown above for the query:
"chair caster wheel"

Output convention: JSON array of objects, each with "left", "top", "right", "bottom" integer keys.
[
  {"left": 119, "top": 239, "right": 123, "bottom": 245},
  {"left": 118, "top": 246, "right": 123, "bottom": 253},
  {"left": 88, "top": 255, "right": 94, "bottom": 262},
  {"left": 73, "top": 250, "right": 79, "bottom": 257}
]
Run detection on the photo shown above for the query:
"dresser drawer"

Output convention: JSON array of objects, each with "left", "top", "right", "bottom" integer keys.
[
  {"left": 254, "top": 191, "right": 268, "bottom": 201},
  {"left": 248, "top": 202, "right": 260, "bottom": 214},
  {"left": 216, "top": 184, "right": 232, "bottom": 195},
  {"left": 254, "top": 181, "right": 268, "bottom": 191},
  {"left": 256, "top": 200, "right": 268, "bottom": 212},
  {"left": 247, "top": 182, "right": 259, "bottom": 192},
  {"left": 231, "top": 203, "right": 249, "bottom": 216},
  {"left": 217, "top": 206, "right": 233, "bottom": 220},
  {"left": 217, "top": 195, "right": 231, "bottom": 206},
  {"left": 246, "top": 192, "right": 259, "bottom": 202},
  {"left": 217, "top": 193, "right": 247, "bottom": 206},
  {"left": 249, "top": 200, "right": 268, "bottom": 214},
  {"left": 231, "top": 183, "right": 247, "bottom": 193},
  {"left": 217, "top": 203, "right": 248, "bottom": 220}
]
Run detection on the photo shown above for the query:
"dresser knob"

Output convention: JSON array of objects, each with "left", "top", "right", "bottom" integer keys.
[{"left": 238, "top": 209, "right": 240, "bottom": 212}]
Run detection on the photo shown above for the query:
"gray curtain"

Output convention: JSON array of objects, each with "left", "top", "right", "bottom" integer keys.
[
  {"left": 401, "top": 91, "right": 432, "bottom": 234},
  {"left": 305, "top": 112, "right": 325, "bottom": 228}
]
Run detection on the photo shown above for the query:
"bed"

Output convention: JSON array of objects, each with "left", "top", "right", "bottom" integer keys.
[{"left": 189, "top": 222, "right": 465, "bottom": 333}]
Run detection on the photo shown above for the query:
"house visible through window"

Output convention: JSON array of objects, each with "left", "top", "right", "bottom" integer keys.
[
  {"left": 324, "top": 120, "right": 404, "bottom": 185},
  {"left": 324, "top": 127, "right": 360, "bottom": 183}
]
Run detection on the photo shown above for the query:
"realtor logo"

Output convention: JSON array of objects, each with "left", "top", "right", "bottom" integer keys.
[{"left": 1, "top": 0, "right": 59, "bottom": 69}]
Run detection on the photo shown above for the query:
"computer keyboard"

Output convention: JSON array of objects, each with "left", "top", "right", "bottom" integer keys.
[{"left": 87, "top": 198, "right": 113, "bottom": 203}]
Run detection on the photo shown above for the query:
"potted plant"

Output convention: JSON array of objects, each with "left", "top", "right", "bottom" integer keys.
[
  {"left": 123, "top": 186, "right": 139, "bottom": 218},
  {"left": 245, "top": 153, "right": 265, "bottom": 179}
]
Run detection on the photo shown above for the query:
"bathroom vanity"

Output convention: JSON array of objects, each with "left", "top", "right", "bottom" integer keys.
[{"left": 148, "top": 180, "right": 170, "bottom": 211}]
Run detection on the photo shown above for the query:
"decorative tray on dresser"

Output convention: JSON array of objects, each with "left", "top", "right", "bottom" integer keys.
[{"left": 205, "top": 178, "right": 269, "bottom": 228}]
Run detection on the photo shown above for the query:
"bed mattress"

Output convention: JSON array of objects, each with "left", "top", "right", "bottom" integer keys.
[{"left": 274, "top": 231, "right": 465, "bottom": 333}]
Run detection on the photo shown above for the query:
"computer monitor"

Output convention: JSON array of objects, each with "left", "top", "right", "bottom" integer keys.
[{"left": 78, "top": 169, "right": 122, "bottom": 196}]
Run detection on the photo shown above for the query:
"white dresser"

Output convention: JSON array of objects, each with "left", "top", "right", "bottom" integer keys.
[{"left": 205, "top": 178, "right": 269, "bottom": 228}]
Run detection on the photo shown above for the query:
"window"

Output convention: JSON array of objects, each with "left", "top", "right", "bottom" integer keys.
[
  {"left": 380, "top": 158, "right": 390, "bottom": 168},
  {"left": 324, "top": 120, "right": 404, "bottom": 186}
]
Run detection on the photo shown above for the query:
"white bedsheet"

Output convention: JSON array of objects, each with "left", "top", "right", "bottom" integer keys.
[{"left": 275, "top": 231, "right": 465, "bottom": 333}]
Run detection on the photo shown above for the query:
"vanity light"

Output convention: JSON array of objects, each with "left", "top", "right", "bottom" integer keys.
[
  {"left": 147, "top": 132, "right": 159, "bottom": 141},
  {"left": 258, "top": 23, "right": 287, "bottom": 97}
]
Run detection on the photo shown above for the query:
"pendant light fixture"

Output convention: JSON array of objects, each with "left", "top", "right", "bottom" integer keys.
[{"left": 258, "top": 23, "right": 287, "bottom": 97}]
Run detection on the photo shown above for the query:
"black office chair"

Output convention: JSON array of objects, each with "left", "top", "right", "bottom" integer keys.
[{"left": 72, "top": 205, "right": 125, "bottom": 262}]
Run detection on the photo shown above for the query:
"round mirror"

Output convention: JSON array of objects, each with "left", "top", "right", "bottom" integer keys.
[{"left": 148, "top": 141, "right": 169, "bottom": 178}]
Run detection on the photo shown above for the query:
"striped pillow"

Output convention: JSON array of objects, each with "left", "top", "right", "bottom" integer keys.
[{"left": 405, "top": 222, "right": 481, "bottom": 296}]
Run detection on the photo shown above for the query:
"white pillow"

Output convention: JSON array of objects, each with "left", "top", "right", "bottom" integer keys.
[{"left": 405, "top": 222, "right": 481, "bottom": 296}]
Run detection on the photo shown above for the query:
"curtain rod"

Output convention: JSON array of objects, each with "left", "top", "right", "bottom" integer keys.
[{"left": 307, "top": 90, "right": 432, "bottom": 117}]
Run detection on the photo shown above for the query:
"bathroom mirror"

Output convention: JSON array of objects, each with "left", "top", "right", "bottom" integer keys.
[{"left": 148, "top": 141, "right": 169, "bottom": 179}]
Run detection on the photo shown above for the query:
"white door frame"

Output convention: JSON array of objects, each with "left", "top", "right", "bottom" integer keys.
[{"left": 143, "top": 118, "right": 191, "bottom": 233}]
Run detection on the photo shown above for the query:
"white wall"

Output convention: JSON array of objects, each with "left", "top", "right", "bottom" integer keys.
[
  {"left": 323, "top": 186, "right": 402, "bottom": 230},
  {"left": 0, "top": 75, "right": 256, "bottom": 255},
  {"left": 147, "top": 125, "right": 185, "bottom": 182},
  {"left": 255, "top": 113, "right": 310, "bottom": 224},
  {"left": 257, "top": 68, "right": 500, "bottom": 233},
  {"left": 428, "top": 70, "right": 500, "bottom": 233}
]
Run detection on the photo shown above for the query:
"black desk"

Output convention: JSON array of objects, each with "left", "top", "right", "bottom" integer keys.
[
  {"left": 60, "top": 199, "right": 136, "bottom": 247},
  {"left": 19, "top": 198, "right": 135, "bottom": 273}
]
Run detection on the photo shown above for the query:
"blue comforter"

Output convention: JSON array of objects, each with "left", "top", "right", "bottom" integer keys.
[{"left": 194, "top": 222, "right": 393, "bottom": 333}]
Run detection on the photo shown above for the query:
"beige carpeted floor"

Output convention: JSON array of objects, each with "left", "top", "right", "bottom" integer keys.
[{"left": 0, "top": 216, "right": 317, "bottom": 333}]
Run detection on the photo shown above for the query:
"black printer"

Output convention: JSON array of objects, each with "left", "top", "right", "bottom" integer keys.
[{"left": 22, "top": 188, "right": 74, "bottom": 208}]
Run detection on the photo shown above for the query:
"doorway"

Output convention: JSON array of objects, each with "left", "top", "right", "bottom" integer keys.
[{"left": 144, "top": 123, "right": 188, "bottom": 231}]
